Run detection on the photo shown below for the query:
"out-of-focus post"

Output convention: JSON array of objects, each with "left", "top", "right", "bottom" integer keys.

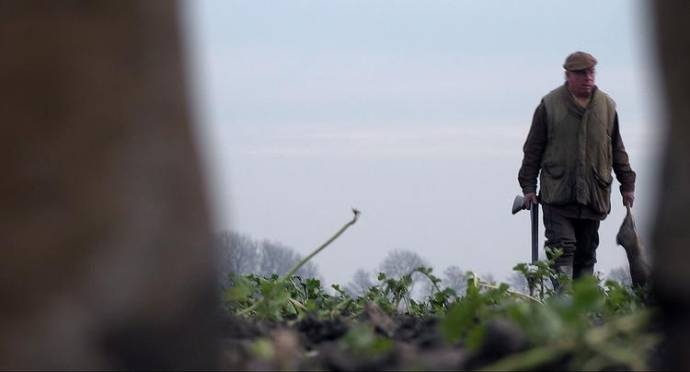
[
  {"left": 652, "top": 0, "right": 690, "bottom": 369},
  {"left": 0, "top": 1, "right": 218, "bottom": 369}
]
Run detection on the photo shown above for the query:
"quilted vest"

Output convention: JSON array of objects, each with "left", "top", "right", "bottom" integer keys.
[{"left": 539, "top": 84, "right": 617, "bottom": 214}]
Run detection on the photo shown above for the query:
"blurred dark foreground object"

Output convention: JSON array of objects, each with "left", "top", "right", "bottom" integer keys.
[
  {"left": 0, "top": 0, "right": 218, "bottom": 369},
  {"left": 652, "top": 0, "right": 690, "bottom": 369},
  {"left": 616, "top": 206, "right": 649, "bottom": 288}
]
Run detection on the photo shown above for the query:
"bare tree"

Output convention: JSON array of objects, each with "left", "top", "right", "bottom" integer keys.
[
  {"left": 214, "top": 231, "right": 321, "bottom": 282},
  {"left": 258, "top": 240, "right": 298, "bottom": 277},
  {"left": 607, "top": 266, "right": 632, "bottom": 288},
  {"left": 378, "top": 250, "right": 430, "bottom": 299},
  {"left": 347, "top": 269, "right": 374, "bottom": 296},
  {"left": 507, "top": 271, "right": 530, "bottom": 294},
  {"left": 295, "top": 260, "right": 320, "bottom": 280},
  {"left": 379, "top": 249, "right": 428, "bottom": 279},
  {"left": 257, "top": 239, "right": 319, "bottom": 279},
  {"left": 443, "top": 265, "right": 469, "bottom": 296},
  {"left": 215, "top": 231, "right": 259, "bottom": 286},
  {"left": 216, "top": 232, "right": 255, "bottom": 272}
]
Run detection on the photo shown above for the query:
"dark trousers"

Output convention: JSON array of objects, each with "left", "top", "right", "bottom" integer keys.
[{"left": 542, "top": 205, "right": 601, "bottom": 279}]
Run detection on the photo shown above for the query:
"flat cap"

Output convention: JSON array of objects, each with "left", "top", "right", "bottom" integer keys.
[{"left": 563, "top": 51, "right": 597, "bottom": 71}]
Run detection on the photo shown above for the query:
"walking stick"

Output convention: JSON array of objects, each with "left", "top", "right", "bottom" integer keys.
[{"left": 512, "top": 194, "right": 539, "bottom": 263}]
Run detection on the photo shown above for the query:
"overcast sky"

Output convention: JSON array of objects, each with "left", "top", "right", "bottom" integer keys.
[{"left": 183, "top": 0, "right": 663, "bottom": 286}]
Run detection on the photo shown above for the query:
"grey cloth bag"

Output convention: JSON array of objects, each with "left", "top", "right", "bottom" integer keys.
[{"left": 616, "top": 205, "right": 650, "bottom": 287}]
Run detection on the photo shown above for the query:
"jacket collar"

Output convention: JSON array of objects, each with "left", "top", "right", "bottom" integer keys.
[{"left": 561, "top": 82, "right": 599, "bottom": 116}]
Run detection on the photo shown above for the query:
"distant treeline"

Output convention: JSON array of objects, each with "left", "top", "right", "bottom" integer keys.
[
  {"left": 215, "top": 231, "right": 320, "bottom": 287},
  {"left": 215, "top": 231, "right": 632, "bottom": 295}
]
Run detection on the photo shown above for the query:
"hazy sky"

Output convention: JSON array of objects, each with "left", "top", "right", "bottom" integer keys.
[{"left": 183, "top": 0, "right": 663, "bottom": 286}]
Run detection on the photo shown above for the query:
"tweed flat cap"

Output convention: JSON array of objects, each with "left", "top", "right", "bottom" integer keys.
[{"left": 563, "top": 51, "right": 597, "bottom": 71}]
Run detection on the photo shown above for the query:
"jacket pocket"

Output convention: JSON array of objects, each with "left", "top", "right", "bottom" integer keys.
[
  {"left": 543, "top": 163, "right": 565, "bottom": 179},
  {"left": 539, "top": 163, "right": 569, "bottom": 205},
  {"left": 590, "top": 166, "right": 613, "bottom": 214},
  {"left": 592, "top": 166, "right": 613, "bottom": 188}
]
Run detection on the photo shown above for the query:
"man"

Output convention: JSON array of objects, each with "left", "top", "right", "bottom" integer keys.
[{"left": 517, "top": 51, "right": 636, "bottom": 280}]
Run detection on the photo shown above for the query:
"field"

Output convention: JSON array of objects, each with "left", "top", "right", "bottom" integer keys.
[{"left": 220, "top": 213, "right": 657, "bottom": 370}]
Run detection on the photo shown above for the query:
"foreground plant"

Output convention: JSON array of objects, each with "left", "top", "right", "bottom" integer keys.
[
  {"left": 226, "top": 209, "right": 360, "bottom": 320},
  {"left": 223, "top": 219, "right": 657, "bottom": 370}
]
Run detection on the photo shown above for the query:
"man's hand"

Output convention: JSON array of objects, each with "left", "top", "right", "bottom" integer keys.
[
  {"left": 622, "top": 191, "right": 635, "bottom": 208},
  {"left": 523, "top": 192, "right": 538, "bottom": 210}
]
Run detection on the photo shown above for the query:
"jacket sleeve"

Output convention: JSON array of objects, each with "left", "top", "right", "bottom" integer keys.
[
  {"left": 611, "top": 112, "right": 636, "bottom": 193},
  {"left": 518, "top": 102, "right": 547, "bottom": 194}
]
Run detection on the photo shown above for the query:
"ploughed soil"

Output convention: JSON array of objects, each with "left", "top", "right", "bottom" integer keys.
[{"left": 217, "top": 304, "right": 538, "bottom": 371}]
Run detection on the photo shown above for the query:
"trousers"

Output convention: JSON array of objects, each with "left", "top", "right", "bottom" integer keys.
[{"left": 542, "top": 204, "right": 601, "bottom": 279}]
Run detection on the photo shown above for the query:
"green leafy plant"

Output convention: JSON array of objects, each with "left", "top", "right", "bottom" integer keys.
[
  {"left": 222, "top": 213, "right": 657, "bottom": 370},
  {"left": 224, "top": 209, "right": 360, "bottom": 320}
]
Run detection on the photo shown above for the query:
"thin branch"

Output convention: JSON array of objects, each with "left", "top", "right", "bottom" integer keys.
[
  {"left": 478, "top": 282, "right": 543, "bottom": 304},
  {"left": 288, "top": 297, "right": 307, "bottom": 312},
  {"left": 283, "top": 209, "right": 360, "bottom": 280}
]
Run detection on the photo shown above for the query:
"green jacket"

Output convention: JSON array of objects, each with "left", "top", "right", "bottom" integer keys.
[{"left": 518, "top": 84, "right": 637, "bottom": 217}]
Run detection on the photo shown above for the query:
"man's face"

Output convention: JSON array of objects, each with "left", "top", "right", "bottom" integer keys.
[{"left": 566, "top": 67, "right": 596, "bottom": 97}]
